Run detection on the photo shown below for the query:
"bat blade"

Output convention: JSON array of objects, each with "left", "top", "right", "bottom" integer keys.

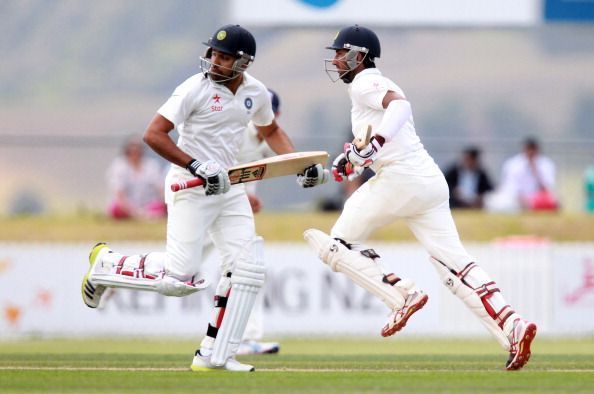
[{"left": 171, "top": 151, "right": 329, "bottom": 192}]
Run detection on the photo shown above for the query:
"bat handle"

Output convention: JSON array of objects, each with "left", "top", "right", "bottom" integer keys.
[
  {"left": 354, "top": 125, "right": 373, "bottom": 150},
  {"left": 171, "top": 177, "right": 204, "bottom": 192}
]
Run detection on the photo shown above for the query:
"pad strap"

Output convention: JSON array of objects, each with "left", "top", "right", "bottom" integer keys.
[{"left": 206, "top": 324, "right": 218, "bottom": 339}]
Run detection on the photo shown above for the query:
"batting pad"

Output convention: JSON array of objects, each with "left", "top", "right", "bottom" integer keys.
[
  {"left": 91, "top": 273, "right": 209, "bottom": 296},
  {"left": 304, "top": 228, "right": 406, "bottom": 310},
  {"left": 429, "top": 257, "right": 511, "bottom": 350},
  {"left": 210, "top": 247, "right": 265, "bottom": 367}
]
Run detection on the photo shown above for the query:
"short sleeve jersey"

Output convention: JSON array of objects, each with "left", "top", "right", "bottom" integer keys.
[
  {"left": 349, "top": 68, "right": 441, "bottom": 176},
  {"left": 158, "top": 72, "right": 274, "bottom": 177}
]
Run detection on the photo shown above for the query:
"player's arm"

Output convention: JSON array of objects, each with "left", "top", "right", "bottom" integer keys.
[
  {"left": 256, "top": 119, "right": 295, "bottom": 155},
  {"left": 143, "top": 114, "right": 193, "bottom": 167},
  {"left": 257, "top": 120, "right": 327, "bottom": 188},
  {"left": 144, "top": 114, "right": 229, "bottom": 195},
  {"left": 375, "top": 90, "right": 411, "bottom": 144},
  {"left": 344, "top": 90, "right": 411, "bottom": 168}
]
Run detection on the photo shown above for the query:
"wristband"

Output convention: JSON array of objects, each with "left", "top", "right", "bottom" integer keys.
[{"left": 186, "top": 159, "right": 201, "bottom": 177}]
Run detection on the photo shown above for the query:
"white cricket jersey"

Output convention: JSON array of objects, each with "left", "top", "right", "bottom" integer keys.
[
  {"left": 349, "top": 68, "right": 441, "bottom": 177},
  {"left": 158, "top": 72, "right": 274, "bottom": 177}
]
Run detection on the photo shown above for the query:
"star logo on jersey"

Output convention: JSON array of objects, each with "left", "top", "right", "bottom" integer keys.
[{"left": 211, "top": 94, "right": 223, "bottom": 112}]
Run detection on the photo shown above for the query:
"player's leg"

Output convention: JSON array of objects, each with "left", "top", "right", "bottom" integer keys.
[
  {"left": 237, "top": 236, "right": 280, "bottom": 355},
  {"left": 81, "top": 191, "right": 213, "bottom": 308},
  {"left": 406, "top": 181, "right": 537, "bottom": 370},
  {"left": 191, "top": 188, "right": 262, "bottom": 371},
  {"left": 305, "top": 176, "right": 428, "bottom": 337}
]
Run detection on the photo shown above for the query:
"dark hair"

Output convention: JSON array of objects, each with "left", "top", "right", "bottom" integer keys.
[
  {"left": 463, "top": 146, "right": 481, "bottom": 160},
  {"left": 362, "top": 56, "right": 376, "bottom": 68},
  {"left": 123, "top": 136, "right": 144, "bottom": 155},
  {"left": 523, "top": 137, "right": 539, "bottom": 150}
]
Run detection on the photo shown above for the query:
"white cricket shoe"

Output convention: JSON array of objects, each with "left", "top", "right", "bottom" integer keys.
[
  {"left": 236, "top": 340, "right": 280, "bottom": 356},
  {"left": 505, "top": 317, "right": 537, "bottom": 371},
  {"left": 190, "top": 351, "right": 255, "bottom": 372},
  {"left": 81, "top": 242, "right": 111, "bottom": 308},
  {"left": 381, "top": 290, "right": 428, "bottom": 337}
]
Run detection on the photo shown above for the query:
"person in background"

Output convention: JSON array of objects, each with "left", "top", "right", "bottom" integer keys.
[
  {"left": 106, "top": 137, "right": 166, "bottom": 219},
  {"left": 486, "top": 137, "right": 558, "bottom": 212},
  {"left": 444, "top": 146, "right": 493, "bottom": 209},
  {"left": 234, "top": 88, "right": 281, "bottom": 356}
]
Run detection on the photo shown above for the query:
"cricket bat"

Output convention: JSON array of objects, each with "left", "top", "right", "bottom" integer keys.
[
  {"left": 353, "top": 125, "right": 372, "bottom": 150},
  {"left": 171, "top": 151, "right": 329, "bottom": 192}
]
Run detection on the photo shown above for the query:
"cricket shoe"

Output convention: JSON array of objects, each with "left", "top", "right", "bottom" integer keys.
[
  {"left": 236, "top": 340, "right": 280, "bottom": 356},
  {"left": 190, "top": 350, "right": 255, "bottom": 372},
  {"left": 505, "top": 318, "right": 537, "bottom": 371},
  {"left": 81, "top": 242, "right": 111, "bottom": 308},
  {"left": 381, "top": 290, "right": 428, "bottom": 337}
]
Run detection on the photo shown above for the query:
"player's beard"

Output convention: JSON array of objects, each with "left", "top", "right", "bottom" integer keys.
[
  {"left": 209, "top": 66, "right": 238, "bottom": 84},
  {"left": 339, "top": 69, "right": 356, "bottom": 84}
]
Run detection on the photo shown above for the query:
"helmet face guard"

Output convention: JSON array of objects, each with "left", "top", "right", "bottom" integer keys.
[
  {"left": 200, "top": 49, "right": 254, "bottom": 83},
  {"left": 324, "top": 44, "right": 369, "bottom": 83}
]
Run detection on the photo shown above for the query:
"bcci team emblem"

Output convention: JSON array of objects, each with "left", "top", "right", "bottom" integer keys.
[
  {"left": 244, "top": 97, "right": 253, "bottom": 110},
  {"left": 216, "top": 30, "right": 226, "bottom": 40}
]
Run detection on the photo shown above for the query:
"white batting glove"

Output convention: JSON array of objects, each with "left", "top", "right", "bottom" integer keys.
[
  {"left": 332, "top": 153, "right": 364, "bottom": 182},
  {"left": 297, "top": 163, "right": 329, "bottom": 188},
  {"left": 187, "top": 159, "right": 231, "bottom": 196},
  {"left": 344, "top": 136, "right": 383, "bottom": 168}
]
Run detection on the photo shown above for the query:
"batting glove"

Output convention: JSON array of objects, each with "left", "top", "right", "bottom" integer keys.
[
  {"left": 344, "top": 136, "right": 383, "bottom": 168},
  {"left": 297, "top": 163, "right": 329, "bottom": 188},
  {"left": 332, "top": 153, "right": 364, "bottom": 182},
  {"left": 187, "top": 159, "right": 231, "bottom": 196}
]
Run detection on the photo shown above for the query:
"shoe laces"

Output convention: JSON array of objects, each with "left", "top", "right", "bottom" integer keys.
[{"left": 508, "top": 318, "right": 523, "bottom": 352}]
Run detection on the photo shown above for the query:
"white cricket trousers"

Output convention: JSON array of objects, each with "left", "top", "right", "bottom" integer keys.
[
  {"left": 164, "top": 182, "right": 256, "bottom": 281},
  {"left": 331, "top": 166, "right": 474, "bottom": 272}
]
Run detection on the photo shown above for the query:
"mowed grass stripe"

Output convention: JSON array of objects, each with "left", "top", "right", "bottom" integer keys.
[{"left": 1, "top": 366, "right": 593, "bottom": 373}]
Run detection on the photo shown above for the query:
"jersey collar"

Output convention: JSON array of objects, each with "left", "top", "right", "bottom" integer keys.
[{"left": 353, "top": 68, "right": 381, "bottom": 83}]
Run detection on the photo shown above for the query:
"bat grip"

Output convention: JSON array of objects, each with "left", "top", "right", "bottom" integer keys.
[{"left": 171, "top": 177, "right": 204, "bottom": 192}]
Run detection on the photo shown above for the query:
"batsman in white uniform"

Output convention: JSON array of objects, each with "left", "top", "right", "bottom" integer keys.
[
  {"left": 81, "top": 24, "right": 327, "bottom": 372},
  {"left": 202, "top": 89, "right": 280, "bottom": 356},
  {"left": 304, "top": 25, "right": 537, "bottom": 371}
]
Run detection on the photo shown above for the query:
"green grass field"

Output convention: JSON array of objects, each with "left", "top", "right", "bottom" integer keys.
[
  {"left": 1, "top": 338, "right": 593, "bottom": 393},
  {"left": 2, "top": 214, "right": 593, "bottom": 393}
]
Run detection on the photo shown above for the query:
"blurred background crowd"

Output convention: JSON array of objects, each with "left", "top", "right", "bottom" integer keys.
[{"left": 1, "top": 0, "right": 593, "bottom": 216}]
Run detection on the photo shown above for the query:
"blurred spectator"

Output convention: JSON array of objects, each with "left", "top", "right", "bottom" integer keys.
[
  {"left": 235, "top": 90, "right": 278, "bottom": 213},
  {"left": 444, "top": 146, "right": 493, "bottom": 209},
  {"left": 585, "top": 165, "right": 594, "bottom": 213},
  {"left": 106, "top": 137, "right": 166, "bottom": 219},
  {"left": 233, "top": 88, "right": 281, "bottom": 356},
  {"left": 8, "top": 189, "right": 45, "bottom": 216},
  {"left": 485, "top": 137, "right": 558, "bottom": 212}
]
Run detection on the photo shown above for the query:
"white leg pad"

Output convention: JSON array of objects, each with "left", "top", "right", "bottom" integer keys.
[
  {"left": 304, "top": 228, "right": 407, "bottom": 310},
  {"left": 92, "top": 273, "right": 209, "bottom": 297},
  {"left": 210, "top": 252, "right": 265, "bottom": 367},
  {"left": 429, "top": 257, "right": 510, "bottom": 350}
]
